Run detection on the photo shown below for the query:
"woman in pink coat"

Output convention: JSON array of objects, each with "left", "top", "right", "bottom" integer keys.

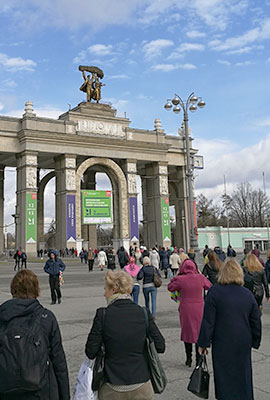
[{"left": 168, "top": 259, "right": 211, "bottom": 367}]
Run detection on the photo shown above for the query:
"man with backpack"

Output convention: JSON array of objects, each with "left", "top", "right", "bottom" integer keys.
[
  {"left": 44, "top": 250, "right": 66, "bottom": 305},
  {"left": 0, "top": 269, "right": 70, "bottom": 399}
]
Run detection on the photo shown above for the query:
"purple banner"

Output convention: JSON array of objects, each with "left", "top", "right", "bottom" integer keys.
[
  {"left": 66, "top": 194, "right": 76, "bottom": 242},
  {"left": 129, "top": 197, "right": 139, "bottom": 241}
]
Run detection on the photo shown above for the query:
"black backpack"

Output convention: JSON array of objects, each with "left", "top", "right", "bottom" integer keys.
[{"left": 0, "top": 309, "right": 50, "bottom": 394}]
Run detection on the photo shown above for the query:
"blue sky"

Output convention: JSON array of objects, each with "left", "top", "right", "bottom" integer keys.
[{"left": 1, "top": 0, "right": 270, "bottom": 228}]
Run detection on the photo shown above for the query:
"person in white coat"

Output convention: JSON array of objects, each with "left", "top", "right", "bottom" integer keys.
[
  {"left": 98, "top": 248, "right": 107, "bottom": 271},
  {"left": 150, "top": 248, "right": 160, "bottom": 269},
  {"left": 170, "top": 249, "right": 181, "bottom": 276}
]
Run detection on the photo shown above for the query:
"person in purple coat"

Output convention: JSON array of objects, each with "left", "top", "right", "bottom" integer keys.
[
  {"left": 198, "top": 259, "right": 261, "bottom": 400},
  {"left": 167, "top": 259, "right": 211, "bottom": 367}
]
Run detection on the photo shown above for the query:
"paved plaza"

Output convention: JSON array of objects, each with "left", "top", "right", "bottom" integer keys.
[{"left": 0, "top": 257, "right": 269, "bottom": 399}]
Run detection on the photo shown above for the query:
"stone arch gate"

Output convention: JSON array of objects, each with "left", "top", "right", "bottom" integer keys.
[{"left": 0, "top": 100, "right": 197, "bottom": 256}]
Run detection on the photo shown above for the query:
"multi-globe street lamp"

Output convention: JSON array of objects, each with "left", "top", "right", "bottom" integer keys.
[{"left": 164, "top": 93, "right": 205, "bottom": 250}]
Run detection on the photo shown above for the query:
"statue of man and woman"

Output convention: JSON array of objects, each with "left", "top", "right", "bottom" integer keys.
[{"left": 80, "top": 71, "right": 105, "bottom": 103}]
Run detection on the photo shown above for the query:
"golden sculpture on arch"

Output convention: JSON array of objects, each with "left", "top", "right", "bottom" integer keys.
[{"left": 79, "top": 66, "right": 105, "bottom": 103}]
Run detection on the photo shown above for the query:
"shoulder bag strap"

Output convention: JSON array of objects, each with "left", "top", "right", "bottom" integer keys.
[{"left": 143, "top": 306, "right": 149, "bottom": 337}]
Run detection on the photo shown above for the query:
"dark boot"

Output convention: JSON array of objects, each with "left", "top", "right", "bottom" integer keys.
[
  {"left": 184, "top": 343, "right": 192, "bottom": 367},
  {"left": 195, "top": 344, "right": 200, "bottom": 366}
]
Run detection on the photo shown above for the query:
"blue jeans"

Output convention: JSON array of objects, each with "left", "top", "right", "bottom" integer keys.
[
  {"left": 132, "top": 285, "right": 140, "bottom": 304},
  {"left": 143, "top": 287, "right": 157, "bottom": 317}
]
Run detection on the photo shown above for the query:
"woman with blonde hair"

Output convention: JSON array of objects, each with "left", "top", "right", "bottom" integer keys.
[
  {"left": 85, "top": 270, "right": 165, "bottom": 400},
  {"left": 202, "top": 250, "right": 223, "bottom": 285},
  {"left": 198, "top": 259, "right": 262, "bottom": 400},
  {"left": 244, "top": 253, "right": 269, "bottom": 307}
]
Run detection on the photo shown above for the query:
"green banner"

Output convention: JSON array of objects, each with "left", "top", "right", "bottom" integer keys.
[
  {"left": 82, "top": 190, "right": 112, "bottom": 224},
  {"left": 26, "top": 193, "right": 37, "bottom": 243},
  {"left": 161, "top": 197, "right": 171, "bottom": 241}
]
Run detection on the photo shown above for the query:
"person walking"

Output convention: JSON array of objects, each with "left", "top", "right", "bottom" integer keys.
[
  {"left": 13, "top": 250, "right": 21, "bottom": 271},
  {"left": 44, "top": 250, "right": 66, "bottom": 305},
  {"left": 98, "top": 248, "right": 107, "bottom": 271},
  {"left": 170, "top": 249, "right": 180, "bottom": 276},
  {"left": 214, "top": 246, "right": 226, "bottom": 262},
  {"left": 198, "top": 259, "right": 262, "bottom": 400},
  {"left": 149, "top": 247, "right": 160, "bottom": 269},
  {"left": 244, "top": 253, "right": 269, "bottom": 308},
  {"left": 137, "top": 257, "right": 161, "bottom": 318},
  {"left": 88, "top": 248, "right": 94, "bottom": 271},
  {"left": 117, "top": 246, "right": 129, "bottom": 269},
  {"left": 107, "top": 248, "right": 116, "bottom": 270},
  {"left": 202, "top": 250, "right": 223, "bottom": 285},
  {"left": 159, "top": 247, "right": 170, "bottom": 278},
  {"left": 0, "top": 269, "right": 70, "bottom": 400},
  {"left": 83, "top": 249, "right": 88, "bottom": 264},
  {"left": 265, "top": 249, "right": 270, "bottom": 283},
  {"left": 135, "top": 246, "right": 142, "bottom": 265},
  {"left": 85, "top": 269, "right": 165, "bottom": 400},
  {"left": 124, "top": 257, "right": 140, "bottom": 304},
  {"left": 20, "top": 250, "right": 27, "bottom": 269},
  {"left": 167, "top": 259, "right": 211, "bottom": 367},
  {"left": 79, "top": 250, "right": 84, "bottom": 263}
]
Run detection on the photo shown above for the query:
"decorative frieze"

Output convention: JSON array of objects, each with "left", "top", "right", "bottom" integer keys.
[
  {"left": 159, "top": 175, "right": 169, "bottom": 195},
  {"left": 128, "top": 174, "right": 137, "bottom": 194},
  {"left": 66, "top": 169, "right": 76, "bottom": 191},
  {"left": 77, "top": 119, "right": 126, "bottom": 138}
]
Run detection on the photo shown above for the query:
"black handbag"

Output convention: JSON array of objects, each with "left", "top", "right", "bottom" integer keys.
[
  {"left": 91, "top": 308, "right": 106, "bottom": 392},
  {"left": 143, "top": 307, "right": 167, "bottom": 394},
  {"left": 187, "top": 354, "right": 210, "bottom": 399}
]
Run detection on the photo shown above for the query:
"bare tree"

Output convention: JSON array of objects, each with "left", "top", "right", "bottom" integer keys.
[{"left": 224, "top": 182, "right": 270, "bottom": 227}]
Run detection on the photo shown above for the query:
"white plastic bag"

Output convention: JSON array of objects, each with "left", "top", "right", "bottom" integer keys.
[
  {"left": 73, "top": 358, "right": 98, "bottom": 400},
  {"left": 167, "top": 268, "right": 173, "bottom": 279}
]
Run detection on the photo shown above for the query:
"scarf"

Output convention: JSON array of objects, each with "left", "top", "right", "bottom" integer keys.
[
  {"left": 107, "top": 293, "right": 132, "bottom": 305},
  {"left": 124, "top": 263, "right": 140, "bottom": 277}
]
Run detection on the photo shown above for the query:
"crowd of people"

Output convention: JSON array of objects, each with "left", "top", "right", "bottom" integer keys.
[{"left": 1, "top": 243, "right": 269, "bottom": 399}]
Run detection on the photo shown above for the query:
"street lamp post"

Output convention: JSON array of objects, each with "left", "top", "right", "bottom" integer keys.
[{"left": 164, "top": 93, "right": 205, "bottom": 249}]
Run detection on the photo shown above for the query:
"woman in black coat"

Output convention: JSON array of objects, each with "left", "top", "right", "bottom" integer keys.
[
  {"left": 202, "top": 250, "right": 223, "bottom": 285},
  {"left": 198, "top": 259, "right": 261, "bottom": 400},
  {"left": 0, "top": 270, "right": 70, "bottom": 400},
  {"left": 85, "top": 269, "right": 165, "bottom": 400},
  {"left": 244, "top": 253, "right": 269, "bottom": 307}
]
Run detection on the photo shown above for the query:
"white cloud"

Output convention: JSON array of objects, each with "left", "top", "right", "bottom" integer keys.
[
  {"left": 186, "top": 30, "right": 206, "bottom": 39},
  {"left": 226, "top": 45, "right": 263, "bottom": 55},
  {"left": 108, "top": 74, "right": 129, "bottom": 79},
  {"left": 210, "top": 18, "right": 270, "bottom": 51},
  {"left": 140, "top": 0, "right": 249, "bottom": 30},
  {"left": 0, "top": 102, "right": 4, "bottom": 111},
  {"left": 235, "top": 60, "right": 253, "bottom": 67},
  {"left": 194, "top": 136, "right": 270, "bottom": 201},
  {"left": 169, "top": 43, "right": 205, "bottom": 59},
  {"left": 5, "top": 106, "right": 65, "bottom": 119},
  {"left": 88, "top": 44, "right": 113, "bottom": 56},
  {"left": 217, "top": 60, "right": 231, "bottom": 66},
  {"left": 143, "top": 39, "right": 174, "bottom": 59},
  {"left": 0, "top": 52, "right": 36, "bottom": 71},
  {"left": 256, "top": 117, "right": 270, "bottom": 127},
  {"left": 1, "top": 79, "right": 17, "bottom": 88},
  {"left": 152, "top": 63, "right": 197, "bottom": 72}
]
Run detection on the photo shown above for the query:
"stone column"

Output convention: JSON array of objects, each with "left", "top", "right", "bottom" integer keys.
[
  {"left": 0, "top": 166, "right": 4, "bottom": 254},
  {"left": 55, "top": 155, "right": 77, "bottom": 250},
  {"left": 141, "top": 162, "right": 171, "bottom": 248},
  {"left": 81, "top": 170, "right": 97, "bottom": 249},
  {"left": 168, "top": 166, "right": 189, "bottom": 250},
  {"left": 15, "top": 152, "right": 38, "bottom": 257},
  {"left": 37, "top": 171, "right": 55, "bottom": 249},
  {"left": 123, "top": 160, "right": 139, "bottom": 247}
]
